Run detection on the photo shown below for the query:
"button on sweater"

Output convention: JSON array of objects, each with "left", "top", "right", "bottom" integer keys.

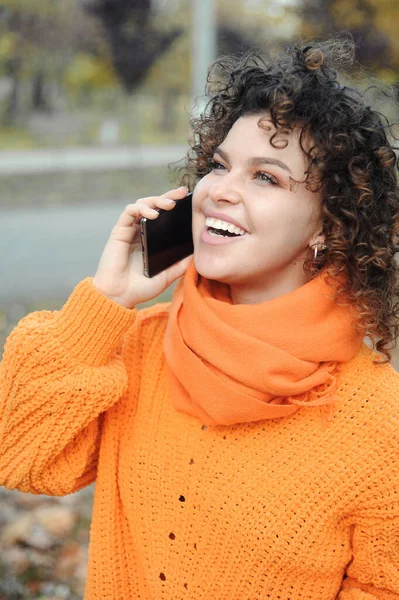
[{"left": 0, "top": 277, "right": 398, "bottom": 600}]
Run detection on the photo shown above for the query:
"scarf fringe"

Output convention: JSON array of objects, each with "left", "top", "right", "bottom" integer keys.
[
  {"left": 320, "top": 402, "right": 337, "bottom": 425},
  {"left": 285, "top": 368, "right": 340, "bottom": 408},
  {"left": 286, "top": 371, "right": 341, "bottom": 426}
]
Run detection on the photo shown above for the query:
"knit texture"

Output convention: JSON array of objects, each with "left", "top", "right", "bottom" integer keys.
[{"left": 1, "top": 277, "right": 398, "bottom": 600}]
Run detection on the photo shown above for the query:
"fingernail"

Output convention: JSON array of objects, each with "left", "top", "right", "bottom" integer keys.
[
  {"left": 178, "top": 185, "right": 188, "bottom": 190},
  {"left": 165, "top": 198, "right": 176, "bottom": 205}
]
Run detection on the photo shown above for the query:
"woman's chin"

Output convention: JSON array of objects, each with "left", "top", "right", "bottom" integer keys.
[{"left": 193, "top": 253, "right": 234, "bottom": 284}]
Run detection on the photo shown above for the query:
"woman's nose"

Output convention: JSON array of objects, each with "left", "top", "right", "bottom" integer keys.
[{"left": 208, "top": 175, "right": 242, "bottom": 204}]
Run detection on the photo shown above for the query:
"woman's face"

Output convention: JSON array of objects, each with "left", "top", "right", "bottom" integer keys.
[{"left": 191, "top": 113, "right": 324, "bottom": 304}]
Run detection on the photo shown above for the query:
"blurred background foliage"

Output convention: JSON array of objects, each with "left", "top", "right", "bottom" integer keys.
[
  {"left": 0, "top": 0, "right": 396, "bottom": 206},
  {"left": 1, "top": 2, "right": 399, "bottom": 599},
  {"left": 0, "top": 0, "right": 396, "bottom": 149}
]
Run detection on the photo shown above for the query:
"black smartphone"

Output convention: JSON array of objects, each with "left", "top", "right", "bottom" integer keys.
[{"left": 140, "top": 192, "right": 193, "bottom": 278}]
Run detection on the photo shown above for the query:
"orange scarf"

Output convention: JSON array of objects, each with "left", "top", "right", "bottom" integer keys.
[{"left": 163, "top": 259, "right": 363, "bottom": 426}]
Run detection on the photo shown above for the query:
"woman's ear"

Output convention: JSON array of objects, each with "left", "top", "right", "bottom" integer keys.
[{"left": 309, "top": 231, "right": 326, "bottom": 250}]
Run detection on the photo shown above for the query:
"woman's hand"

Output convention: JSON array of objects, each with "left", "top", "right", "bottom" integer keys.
[{"left": 93, "top": 186, "right": 192, "bottom": 308}]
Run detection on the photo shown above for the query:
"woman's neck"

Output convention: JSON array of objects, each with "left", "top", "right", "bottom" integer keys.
[{"left": 229, "top": 266, "right": 312, "bottom": 305}]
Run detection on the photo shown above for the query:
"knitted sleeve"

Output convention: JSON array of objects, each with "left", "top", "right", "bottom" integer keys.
[
  {"left": 337, "top": 449, "right": 399, "bottom": 599},
  {"left": 0, "top": 277, "right": 137, "bottom": 496}
]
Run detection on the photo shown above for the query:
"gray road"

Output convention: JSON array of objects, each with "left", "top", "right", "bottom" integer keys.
[
  {"left": 0, "top": 202, "right": 132, "bottom": 304},
  {"left": 0, "top": 144, "right": 188, "bottom": 304}
]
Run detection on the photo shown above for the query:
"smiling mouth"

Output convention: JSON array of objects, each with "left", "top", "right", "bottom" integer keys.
[
  {"left": 205, "top": 216, "right": 248, "bottom": 237},
  {"left": 201, "top": 226, "right": 247, "bottom": 246},
  {"left": 207, "top": 227, "right": 242, "bottom": 238}
]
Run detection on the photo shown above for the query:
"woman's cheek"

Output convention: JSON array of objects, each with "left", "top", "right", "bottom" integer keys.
[{"left": 191, "top": 177, "right": 209, "bottom": 208}]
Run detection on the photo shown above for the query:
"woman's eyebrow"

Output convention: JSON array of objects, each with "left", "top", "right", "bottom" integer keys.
[{"left": 214, "top": 146, "right": 292, "bottom": 174}]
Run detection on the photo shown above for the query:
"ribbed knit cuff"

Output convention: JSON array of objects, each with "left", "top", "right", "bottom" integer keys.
[{"left": 49, "top": 277, "right": 137, "bottom": 367}]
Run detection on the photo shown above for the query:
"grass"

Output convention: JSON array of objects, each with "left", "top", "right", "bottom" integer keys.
[
  {"left": 0, "top": 126, "right": 37, "bottom": 149},
  {"left": 0, "top": 167, "right": 177, "bottom": 209}
]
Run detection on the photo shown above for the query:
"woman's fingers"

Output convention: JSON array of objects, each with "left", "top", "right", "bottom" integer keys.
[
  {"left": 93, "top": 185, "right": 191, "bottom": 307},
  {"left": 115, "top": 186, "right": 187, "bottom": 229}
]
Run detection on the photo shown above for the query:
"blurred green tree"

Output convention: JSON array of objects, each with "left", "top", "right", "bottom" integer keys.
[
  {"left": 81, "top": 0, "right": 182, "bottom": 93},
  {"left": 300, "top": 0, "right": 399, "bottom": 77},
  {"left": 0, "top": 0, "right": 185, "bottom": 126},
  {"left": 0, "top": 0, "right": 101, "bottom": 123}
]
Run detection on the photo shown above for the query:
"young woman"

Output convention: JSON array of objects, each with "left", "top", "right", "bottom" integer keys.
[{"left": 1, "top": 38, "right": 399, "bottom": 600}]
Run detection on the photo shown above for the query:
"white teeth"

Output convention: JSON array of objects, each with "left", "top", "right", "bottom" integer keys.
[{"left": 205, "top": 217, "right": 246, "bottom": 236}]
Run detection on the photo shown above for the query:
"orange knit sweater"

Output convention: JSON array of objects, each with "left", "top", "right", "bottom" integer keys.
[{"left": 1, "top": 277, "right": 399, "bottom": 600}]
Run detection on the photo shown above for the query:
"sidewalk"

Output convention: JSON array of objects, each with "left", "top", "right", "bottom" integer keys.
[{"left": 0, "top": 144, "right": 187, "bottom": 175}]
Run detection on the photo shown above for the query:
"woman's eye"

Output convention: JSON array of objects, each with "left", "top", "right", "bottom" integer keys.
[
  {"left": 207, "top": 160, "right": 278, "bottom": 184},
  {"left": 255, "top": 171, "right": 278, "bottom": 184},
  {"left": 208, "top": 159, "right": 226, "bottom": 171}
]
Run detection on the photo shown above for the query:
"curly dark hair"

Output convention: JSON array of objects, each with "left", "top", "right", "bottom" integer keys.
[{"left": 178, "top": 35, "right": 399, "bottom": 362}]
